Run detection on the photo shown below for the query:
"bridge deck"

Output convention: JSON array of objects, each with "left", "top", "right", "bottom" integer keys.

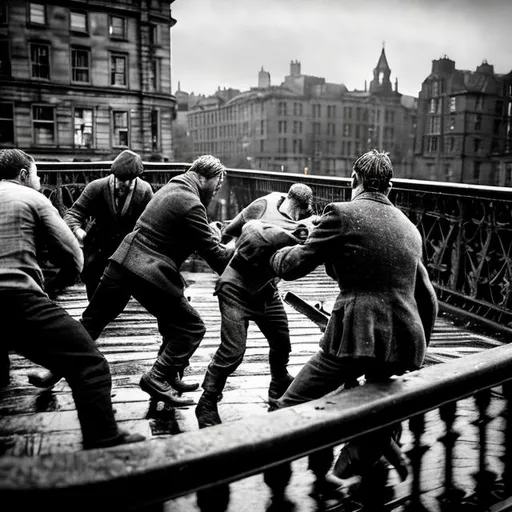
[{"left": 0, "top": 268, "right": 506, "bottom": 511}]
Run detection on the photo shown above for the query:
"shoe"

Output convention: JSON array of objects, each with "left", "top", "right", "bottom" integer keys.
[
  {"left": 171, "top": 375, "right": 199, "bottom": 393},
  {"left": 27, "top": 370, "right": 63, "bottom": 389},
  {"left": 195, "top": 391, "right": 222, "bottom": 429},
  {"left": 140, "top": 372, "right": 195, "bottom": 407},
  {"left": 84, "top": 429, "right": 146, "bottom": 450},
  {"left": 268, "top": 372, "right": 294, "bottom": 401}
]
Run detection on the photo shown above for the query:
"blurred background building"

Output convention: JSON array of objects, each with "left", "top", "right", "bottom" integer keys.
[{"left": 0, "top": 0, "right": 177, "bottom": 161}]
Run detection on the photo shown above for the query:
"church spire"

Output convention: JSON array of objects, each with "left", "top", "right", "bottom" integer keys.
[{"left": 369, "top": 44, "right": 392, "bottom": 95}]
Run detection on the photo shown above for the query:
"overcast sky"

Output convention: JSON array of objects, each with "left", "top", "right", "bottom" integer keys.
[{"left": 170, "top": 0, "right": 512, "bottom": 98}]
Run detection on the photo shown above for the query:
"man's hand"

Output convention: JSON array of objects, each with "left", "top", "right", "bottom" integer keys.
[
  {"left": 74, "top": 227, "right": 87, "bottom": 247},
  {"left": 209, "top": 221, "right": 223, "bottom": 242}
]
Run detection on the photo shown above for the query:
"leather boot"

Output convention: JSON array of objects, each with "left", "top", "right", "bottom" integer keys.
[
  {"left": 268, "top": 371, "right": 294, "bottom": 401},
  {"left": 171, "top": 368, "right": 199, "bottom": 393},
  {"left": 195, "top": 391, "right": 222, "bottom": 429},
  {"left": 140, "top": 362, "right": 195, "bottom": 407},
  {"left": 27, "top": 369, "right": 63, "bottom": 389}
]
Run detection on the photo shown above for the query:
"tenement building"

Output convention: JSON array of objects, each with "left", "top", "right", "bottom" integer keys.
[
  {"left": 183, "top": 48, "right": 417, "bottom": 177},
  {"left": 0, "top": 0, "right": 177, "bottom": 161},
  {"left": 414, "top": 56, "right": 512, "bottom": 186}
]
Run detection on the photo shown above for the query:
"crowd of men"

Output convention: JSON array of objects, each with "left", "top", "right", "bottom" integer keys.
[{"left": 0, "top": 147, "right": 437, "bottom": 488}]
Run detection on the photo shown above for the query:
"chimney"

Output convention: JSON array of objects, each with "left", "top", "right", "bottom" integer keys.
[
  {"left": 290, "top": 60, "right": 301, "bottom": 77},
  {"left": 258, "top": 66, "right": 271, "bottom": 88}
]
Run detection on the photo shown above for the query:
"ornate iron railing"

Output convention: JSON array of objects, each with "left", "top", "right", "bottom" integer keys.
[{"left": 35, "top": 163, "right": 512, "bottom": 333}]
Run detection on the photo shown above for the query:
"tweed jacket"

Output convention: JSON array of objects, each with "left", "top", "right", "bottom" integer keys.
[
  {"left": 271, "top": 192, "right": 438, "bottom": 372},
  {"left": 64, "top": 175, "right": 153, "bottom": 270},
  {"left": 0, "top": 180, "right": 83, "bottom": 296},
  {"left": 111, "top": 172, "right": 232, "bottom": 297}
]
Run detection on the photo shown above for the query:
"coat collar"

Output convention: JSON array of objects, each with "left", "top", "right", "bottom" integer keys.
[{"left": 352, "top": 191, "right": 393, "bottom": 206}]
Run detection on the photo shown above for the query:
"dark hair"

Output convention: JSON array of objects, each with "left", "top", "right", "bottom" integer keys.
[
  {"left": 353, "top": 149, "right": 393, "bottom": 192},
  {"left": 287, "top": 183, "right": 313, "bottom": 209},
  {"left": 0, "top": 149, "right": 35, "bottom": 180},
  {"left": 188, "top": 155, "right": 226, "bottom": 180}
]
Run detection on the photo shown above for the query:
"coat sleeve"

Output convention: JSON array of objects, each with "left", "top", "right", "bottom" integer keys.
[
  {"left": 415, "top": 261, "right": 438, "bottom": 346},
  {"left": 185, "top": 204, "right": 233, "bottom": 274},
  {"left": 63, "top": 181, "right": 99, "bottom": 235},
  {"left": 270, "top": 203, "right": 340, "bottom": 281},
  {"left": 37, "top": 195, "right": 84, "bottom": 277}
]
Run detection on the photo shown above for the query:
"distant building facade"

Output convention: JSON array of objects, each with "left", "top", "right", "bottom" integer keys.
[
  {"left": 181, "top": 48, "right": 417, "bottom": 177},
  {"left": 0, "top": 0, "right": 177, "bottom": 161},
  {"left": 414, "top": 56, "right": 512, "bottom": 186}
]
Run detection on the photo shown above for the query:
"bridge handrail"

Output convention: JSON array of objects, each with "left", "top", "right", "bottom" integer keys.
[{"left": 1, "top": 343, "right": 512, "bottom": 510}]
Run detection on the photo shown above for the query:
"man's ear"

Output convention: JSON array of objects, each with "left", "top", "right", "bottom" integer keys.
[{"left": 19, "top": 168, "right": 28, "bottom": 182}]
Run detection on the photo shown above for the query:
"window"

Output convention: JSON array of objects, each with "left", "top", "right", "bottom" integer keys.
[
  {"left": 293, "top": 139, "right": 303, "bottom": 153},
  {"left": 278, "top": 102, "right": 287, "bottom": 116},
  {"left": 150, "top": 24, "right": 163, "bottom": 45},
  {"left": 343, "top": 124, "right": 350, "bottom": 137},
  {"left": 74, "top": 108, "right": 93, "bottom": 147},
  {"left": 260, "top": 140, "right": 264, "bottom": 152},
  {"left": 313, "top": 104, "right": 321, "bottom": 118},
  {"left": 278, "top": 138, "right": 287, "bottom": 153},
  {"left": 473, "top": 161, "right": 480, "bottom": 182},
  {"left": 327, "top": 123, "right": 336, "bottom": 136},
  {"left": 327, "top": 105, "right": 336, "bottom": 118},
  {"left": 151, "top": 109, "right": 159, "bottom": 151},
  {"left": 446, "top": 137, "right": 455, "bottom": 152},
  {"left": 313, "top": 122, "right": 320, "bottom": 135},
  {"left": 0, "top": 102, "right": 14, "bottom": 144},
  {"left": 260, "top": 120, "right": 265, "bottom": 135},
  {"left": 112, "top": 110, "right": 129, "bottom": 146},
  {"left": 71, "top": 49, "right": 90, "bottom": 83},
  {"left": 110, "top": 54, "right": 127, "bottom": 86},
  {"left": 326, "top": 140, "right": 335, "bottom": 154},
  {"left": 29, "top": 3, "right": 46, "bottom": 25},
  {"left": 278, "top": 121, "right": 287, "bottom": 134},
  {"left": 109, "top": 16, "right": 126, "bottom": 39},
  {"left": 293, "top": 121, "right": 302, "bottom": 134},
  {"left": 30, "top": 43, "right": 50, "bottom": 79},
  {"left": 432, "top": 81, "right": 439, "bottom": 96},
  {"left": 0, "top": 39, "right": 10, "bottom": 77},
  {"left": 449, "top": 96, "right": 456, "bottom": 112},
  {"left": 449, "top": 115, "right": 456, "bottom": 131},
  {"left": 429, "top": 99, "right": 437, "bottom": 114},
  {"left": 293, "top": 102, "right": 302, "bottom": 116},
  {"left": 474, "top": 114, "right": 481, "bottom": 131},
  {"left": 70, "top": 11, "right": 87, "bottom": 33},
  {"left": 150, "top": 58, "right": 160, "bottom": 91},
  {"left": 475, "top": 95, "right": 483, "bottom": 111},
  {"left": 429, "top": 116, "right": 440, "bottom": 134},
  {"left": 427, "top": 136, "right": 438, "bottom": 152},
  {"left": 32, "top": 105, "right": 55, "bottom": 144},
  {"left": 474, "top": 138, "right": 481, "bottom": 153}
]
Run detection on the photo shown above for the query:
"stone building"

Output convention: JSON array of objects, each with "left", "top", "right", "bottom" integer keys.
[
  {"left": 0, "top": 0, "right": 177, "bottom": 161},
  {"left": 182, "top": 48, "right": 417, "bottom": 177},
  {"left": 414, "top": 56, "right": 512, "bottom": 186}
]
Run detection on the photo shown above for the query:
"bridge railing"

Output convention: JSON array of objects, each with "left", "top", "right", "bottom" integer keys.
[{"left": 2, "top": 342, "right": 512, "bottom": 511}]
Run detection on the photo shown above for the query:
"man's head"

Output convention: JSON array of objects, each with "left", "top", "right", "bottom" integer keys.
[
  {"left": 284, "top": 183, "right": 314, "bottom": 221},
  {"left": 188, "top": 155, "right": 227, "bottom": 206},
  {"left": 351, "top": 149, "right": 393, "bottom": 199},
  {"left": 0, "top": 148, "right": 40, "bottom": 191},
  {"left": 111, "top": 149, "right": 144, "bottom": 196}
]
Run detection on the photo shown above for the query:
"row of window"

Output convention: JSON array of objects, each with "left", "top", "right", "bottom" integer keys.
[
  {"left": 0, "top": 3, "right": 163, "bottom": 45},
  {"left": 0, "top": 103, "right": 161, "bottom": 150},
  {"left": 0, "top": 40, "right": 161, "bottom": 90},
  {"left": 190, "top": 103, "right": 398, "bottom": 127},
  {"left": 425, "top": 135, "right": 493, "bottom": 154}
]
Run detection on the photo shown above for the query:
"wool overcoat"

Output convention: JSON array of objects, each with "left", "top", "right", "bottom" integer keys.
[
  {"left": 111, "top": 173, "right": 232, "bottom": 298},
  {"left": 271, "top": 191, "right": 438, "bottom": 372}
]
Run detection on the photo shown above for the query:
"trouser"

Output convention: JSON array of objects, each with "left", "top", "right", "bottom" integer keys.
[
  {"left": 81, "top": 261, "right": 206, "bottom": 372},
  {"left": 0, "top": 290, "right": 120, "bottom": 447},
  {"left": 202, "top": 282, "right": 291, "bottom": 394},
  {"left": 81, "top": 252, "right": 109, "bottom": 301},
  {"left": 273, "top": 349, "right": 399, "bottom": 478}
]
